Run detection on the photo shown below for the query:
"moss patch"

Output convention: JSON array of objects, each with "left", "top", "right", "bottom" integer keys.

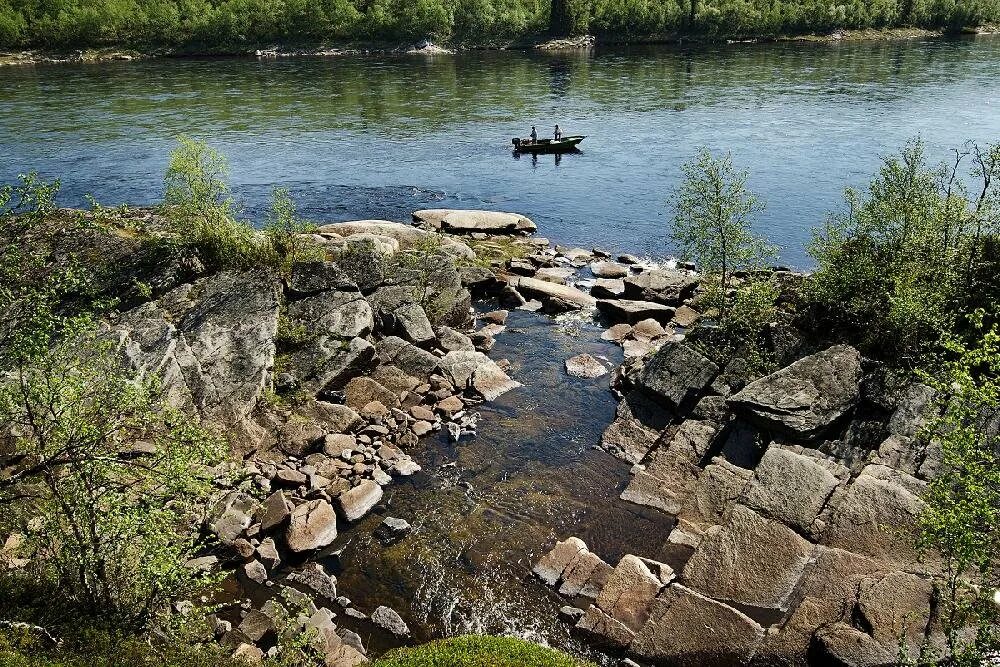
[{"left": 374, "top": 635, "right": 594, "bottom": 667}]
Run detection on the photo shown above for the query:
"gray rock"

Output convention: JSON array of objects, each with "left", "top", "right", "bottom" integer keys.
[
  {"left": 565, "top": 353, "right": 608, "bottom": 379},
  {"left": 595, "top": 555, "right": 671, "bottom": 631},
  {"left": 533, "top": 537, "right": 588, "bottom": 586},
  {"left": 288, "top": 336, "right": 376, "bottom": 394},
  {"left": 375, "top": 335, "right": 440, "bottom": 379},
  {"left": 288, "top": 290, "right": 374, "bottom": 339},
  {"left": 256, "top": 491, "right": 293, "bottom": 532},
  {"left": 344, "top": 376, "right": 399, "bottom": 411},
  {"left": 437, "top": 350, "right": 521, "bottom": 400},
  {"left": 638, "top": 343, "right": 719, "bottom": 409},
  {"left": 590, "top": 261, "right": 628, "bottom": 278},
  {"left": 286, "top": 500, "right": 339, "bottom": 553},
  {"left": 575, "top": 604, "right": 636, "bottom": 648},
  {"left": 623, "top": 269, "right": 699, "bottom": 305},
  {"left": 535, "top": 266, "right": 577, "bottom": 284},
  {"left": 257, "top": 538, "right": 281, "bottom": 569},
  {"left": 682, "top": 504, "right": 814, "bottom": 610},
  {"left": 601, "top": 391, "right": 673, "bottom": 464},
  {"left": 435, "top": 326, "right": 476, "bottom": 352},
  {"left": 287, "top": 563, "right": 338, "bottom": 600},
  {"left": 335, "top": 479, "right": 383, "bottom": 522},
  {"left": 742, "top": 446, "right": 846, "bottom": 533},
  {"left": 812, "top": 623, "right": 897, "bottom": 667},
  {"left": 508, "top": 276, "right": 597, "bottom": 311},
  {"left": 728, "top": 345, "right": 862, "bottom": 439},
  {"left": 597, "top": 299, "right": 675, "bottom": 324},
  {"left": 412, "top": 209, "right": 536, "bottom": 235},
  {"left": 242, "top": 559, "right": 268, "bottom": 584},
  {"left": 371, "top": 605, "right": 411, "bottom": 637},
  {"left": 376, "top": 516, "right": 412, "bottom": 540},
  {"left": 288, "top": 260, "right": 359, "bottom": 296},
  {"left": 591, "top": 278, "right": 626, "bottom": 299},
  {"left": 206, "top": 491, "right": 258, "bottom": 546},
  {"left": 630, "top": 584, "right": 766, "bottom": 666}
]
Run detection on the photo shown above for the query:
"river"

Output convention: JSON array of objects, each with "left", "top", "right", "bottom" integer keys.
[
  {"left": 4, "top": 38, "right": 1000, "bottom": 663},
  {"left": 4, "top": 36, "right": 1000, "bottom": 266}
]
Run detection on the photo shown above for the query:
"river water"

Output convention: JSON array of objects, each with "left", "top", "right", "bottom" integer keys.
[
  {"left": 4, "top": 39, "right": 1000, "bottom": 662},
  {"left": 4, "top": 37, "right": 1000, "bottom": 266}
]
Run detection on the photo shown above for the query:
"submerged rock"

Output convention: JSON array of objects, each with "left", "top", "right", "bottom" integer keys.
[{"left": 565, "top": 353, "right": 608, "bottom": 379}]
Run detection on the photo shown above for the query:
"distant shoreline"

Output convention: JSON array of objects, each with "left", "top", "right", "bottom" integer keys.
[{"left": 2, "top": 26, "right": 996, "bottom": 68}]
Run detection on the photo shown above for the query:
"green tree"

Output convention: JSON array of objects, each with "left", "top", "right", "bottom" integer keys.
[
  {"left": 670, "top": 147, "right": 776, "bottom": 320},
  {"left": 916, "top": 313, "right": 1000, "bottom": 665},
  {"left": 263, "top": 186, "right": 324, "bottom": 276}
]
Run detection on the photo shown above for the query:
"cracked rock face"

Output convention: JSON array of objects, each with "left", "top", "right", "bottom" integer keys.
[{"left": 114, "top": 269, "right": 280, "bottom": 443}]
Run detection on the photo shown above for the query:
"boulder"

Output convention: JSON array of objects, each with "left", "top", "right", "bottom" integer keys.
[
  {"left": 630, "top": 584, "right": 766, "bottom": 666},
  {"left": 533, "top": 537, "right": 587, "bottom": 586},
  {"left": 690, "top": 458, "right": 753, "bottom": 523},
  {"left": 672, "top": 304, "right": 701, "bottom": 328},
  {"left": 821, "top": 466, "right": 925, "bottom": 565},
  {"left": 371, "top": 605, "right": 410, "bottom": 637},
  {"left": 288, "top": 290, "right": 374, "bottom": 339},
  {"left": 575, "top": 605, "right": 636, "bottom": 648},
  {"left": 287, "top": 562, "right": 339, "bottom": 601},
  {"left": 623, "top": 269, "right": 699, "bottom": 305},
  {"left": 560, "top": 550, "right": 614, "bottom": 599},
  {"left": 591, "top": 261, "right": 628, "bottom": 278},
  {"left": 632, "top": 318, "right": 667, "bottom": 341},
  {"left": 288, "top": 336, "right": 376, "bottom": 394},
  {"left": 288, "top": 261, "right": 359, "bottom": 295},
  {"left": 344, "top": 376, "right": 399, "bottom": 411},
  {"left": 256, "top": 490, "right": 293, "bottom": 532},
  {"left": 437, "top": 350, "right": 521, "bottom": 401},
  {"left": 508, "top": 276, "right": 597, "bottom": 311},
  {"left": 638, "top": 343, "right": 719, "bottom": 409},
  {"left": 856, "top": 571, "right": 933, "bottom": 660},
  {"left": 318, "top": 219, "right": 475, "bottom": 260},
  {"left": 728, "top": 345, "right": 862, "bottom": 439},
  {"left": 535, "top": 266, "right": 576, "bottom": 284},
  {"left": 115, "top": 271, "right": 280, "bottom": 443},
  {"left": 286, "top": 500, "right": 339, "bottom": 553},
  {"left": 597, "top": 299, "right": 675, "bottom": 324},
  {"left": 335, "top": 479, "right": 383, "bottom": 522},
  {"left": 595, "top": 555, "right": 672, "bottom": 631},
  {"left": 375, "top": 336, "right": 440, "bottom": 379},
  {"left": 742, "top": 447, "right": 846, "bottom": 533},
  {"left": 565, "top": 353, "right": 608, "bottom": 379},
  {"left": 206, "top": 491, "right": 258, "bottom": 546},
  {"left": 412, "top": 209, "right": 536, "bottom": 235},
  {"left": 435, "top": 326, "right": 475, "bottom": 352},
  {"left": 682, "top": 504, "right": 814, "bottom": 610},
  {"left": 601, "top": 323, "right": 632, "bottom": 343},
  {"left": 812, "top": 623, "right": 897, "bottom": 667},
  {"left": 591, "top": 278, "right": 626, "bottom": 299}
]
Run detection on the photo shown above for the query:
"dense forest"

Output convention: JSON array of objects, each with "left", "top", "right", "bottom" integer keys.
[{"left": 0, "top": 0, "right": 998, "bottom": 52}]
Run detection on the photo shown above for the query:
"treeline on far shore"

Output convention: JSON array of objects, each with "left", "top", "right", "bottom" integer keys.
[{"left": 0, "top": 0, "right": 998, "bottom": 52}]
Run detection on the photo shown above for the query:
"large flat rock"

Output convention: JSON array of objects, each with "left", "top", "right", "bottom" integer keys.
[
  {"left": 623, "top": 269, "right": 699, "bottom": 305},
  {"left": 728, "top": 345, "right": 862, "bottom": 439},
  {"left": 437, "top": 350, "right": 521, "bottom": 400},
  {"left": 742, "top": 446, "right": 846, "bottom": 533},
  {"left": 682, "top": 504, "right": 814, "bottom": 610},
  {"left": 596, "top": 299, "right": 675, "bottom": 324},
  {"left": 509, "top": 276, "right": 597, "bottom": 310},
  {"left": 630, "top": 584, "right": 766, "bottom": 666},
  {"left": 595, "top": 554, "right": 672, "bottom": 631},
  {"left": 412, "top": 209, "right": 536, "bottom": 235},
  {"left": 286, "top": 500, "right": 338, "bottom": 553}
]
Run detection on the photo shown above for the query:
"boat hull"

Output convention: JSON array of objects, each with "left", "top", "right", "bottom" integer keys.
[{"left": 512, "top": 136, "right": 585, "bottom": 154}]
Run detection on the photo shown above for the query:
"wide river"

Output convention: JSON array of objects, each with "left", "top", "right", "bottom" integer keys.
[{"left": 4, "top": 36, "right": 1000, "bottom": 266}]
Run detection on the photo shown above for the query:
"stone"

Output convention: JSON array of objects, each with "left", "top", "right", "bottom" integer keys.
[
  {"left": 335, "top": 479, "right": 383, "bottom": 522},
  {"left": 601, "top": 323, "right": 633, "bottom": 343},
  {"left": 323, "top": 434, "right": 357, "bottom": 457},
  {"left": 232, "top": 643, "right": 264, "bottom": 663},
  {"left": 287, "top": 563, "right": 339, "bottom": 600},
  {"left": 390, "top": 458, "right": 421, "bottom": 476},
  {"left": 411, "top": 420, "right": 433, "bottom": 437},
  {"left": 390, "top": 302, "right": 436, "bottom": 345},
  {"left": 116, "top": 271, "right": 280, "bottom": 445},
  {"left": 413, "top": 209, "right": 536, "bottom": 235},
  {"left": 275, "top": 468, "right": 308, "bottom": 487},
  {"left": 812, "top": 623, "right": 897, "bottom": 667},
  {"left": 630, "top": 584, "right": 766, "bottom": 666},
  {"left": 591, "top": 278, "right": 626, "bottom": 299},
  {"left": 437, "top": 350, "right": 520, "bottom": 400},
  {"left": 255, "top": 491, "right": 292, "bottom": 533},
  {"left": 728, "top": 345, "right": 863, "bottom": 439},
  {"left": 376, "top": 516, "right": 412, "bottom": 540},
  {"left": 857, "top": 570, "right": 933, "bottom": 659},
  {"left": 591, "top": 261, "right": 628, "bottom": 278},
  {"left": 288, "top": 290, "right": 374, "bottom": 339},
  {"left": 638, "top": 343, "right": 719, "bottom": 409},
  {"left": 742, "top": 446, "right": 845, "bottom": 533},
  {"left": 508, "top": 276, "right": 597, "bottom": 311},
  {"left": 822, "top": 466, "right": 925, "bottom": 565},
  {"left": 691, "top": 458, "right": 753, "bottom": 523},
  {"left": 409, "top": 405, "right": 436, "bottom": 421},
  {"left": 888, "top": 382, "right": 936, "bottom": 439},
  {"left": 238, "top": 610, "right": 275, "bottom": 642},
  {"left": 632, "top": 318, "right": 667, "bottom": 340},
  {"left": 375, "top": 335, "right": 441, "bottom": 379},
  {"left": 620, "top": 420, "right": 719, "bottom": 513},
  {"left": 206, "top": 491, "right": 257, "bottom": 546},
  {"left": 360, "top": 400, "right": 389, "bottom": 419},
  {"left": 535, "top": 266, "right": 576, "bottom": 283},
  {"left": 257, "top": 538, "right": 281, "bottom": 570},
  {"left": 533, "top": 537, "right": 587, "bottom": 586},
  {"left": 288, "top": 260, "right": 359, "bottom": 296},
  {"left": 559, "top": 606, "right": 586, "bottom": 622},
  {"left": 565, "top": 353, "right": 608, "bottom": 379},
  {"left": 597, "top": 299, "right": 675, "bottom": 324},
  {"left": 682, "top": 505, "right": 814, "bottom": 610},
  {"left": 601, "top": 391, "right": 673, "bottom": 464},
  {"left": 575, "top": 604, "right": 636, "bottom": 648},
  {"left": 371, "top": 605, "right": 410, "bottom": 637},
  {"left": 286, "top": 500, "right": 339, "bottom": 553},
  {"left": 595, "top": 555, "right": 671, "bottom": 631},
  {"left": 623, "top": 269, "right": 699, "bottom": 305},
  {"left": 242, "top": 559, "right": 268, "bottom": 584},
  {"left": 558, "top": 550, "right": 612, "bottom": 598},
  {"left": 672, "top": 304, "right": 701, "bottom": 328},
  {"left": 435, "top": 326, "right": 475, "bottom": 352},
  {"left": 290, "top": 336, "right": 376, "bottom": 395},
  {"left": 344, "top": 376, "right": 399, "bottom": 411}
]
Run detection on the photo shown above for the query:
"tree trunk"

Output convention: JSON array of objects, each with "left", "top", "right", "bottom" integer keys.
[{"left": 550, "top": 0, "right": 572, "bottom": 36}]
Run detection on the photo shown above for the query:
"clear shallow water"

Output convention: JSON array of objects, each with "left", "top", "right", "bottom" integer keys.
[{"left": 4, "top": 37, "right": 1000, "bottom": 266}]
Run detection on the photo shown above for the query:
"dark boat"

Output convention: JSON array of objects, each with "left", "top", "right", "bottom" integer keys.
[{"left": 512, "top": 135, "right": 585, "bottom": 154}]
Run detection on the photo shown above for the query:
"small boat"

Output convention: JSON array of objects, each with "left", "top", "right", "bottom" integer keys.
[{"left": 512, "top": 136, "right": 586, "bottom": 154}]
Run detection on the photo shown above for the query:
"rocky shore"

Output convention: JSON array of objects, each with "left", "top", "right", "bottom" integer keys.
[{"left": 6, "top": 203, "right": 948, "bottom": 666}]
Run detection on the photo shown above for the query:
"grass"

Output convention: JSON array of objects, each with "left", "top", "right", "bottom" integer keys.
[{"left": 373, "top": 635, "right": 594, "bottom": 667}]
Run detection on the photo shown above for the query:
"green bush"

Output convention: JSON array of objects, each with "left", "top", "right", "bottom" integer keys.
[{"left": 374, "top": 635, "right": 594, "bottom": 667}]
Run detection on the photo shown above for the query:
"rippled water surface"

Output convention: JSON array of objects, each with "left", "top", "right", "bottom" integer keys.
[{"left": 4, "top": 37, "right": 1000, "bottom": 265}]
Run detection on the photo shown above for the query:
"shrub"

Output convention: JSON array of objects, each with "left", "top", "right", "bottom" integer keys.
[
  {"left": 374, "top": 635, "right": 595, "bottom": 667},
  {"left": 263, "top": 186, "right": 324, "bottom": 276}
]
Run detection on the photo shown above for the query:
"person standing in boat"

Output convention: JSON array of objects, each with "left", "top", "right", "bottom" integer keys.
[
  {"left": 530, "top": 126, "right": 537, "bottom": 143},
  {"left": 554, "top": 124, "right": 562, "bottom": 140}
]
